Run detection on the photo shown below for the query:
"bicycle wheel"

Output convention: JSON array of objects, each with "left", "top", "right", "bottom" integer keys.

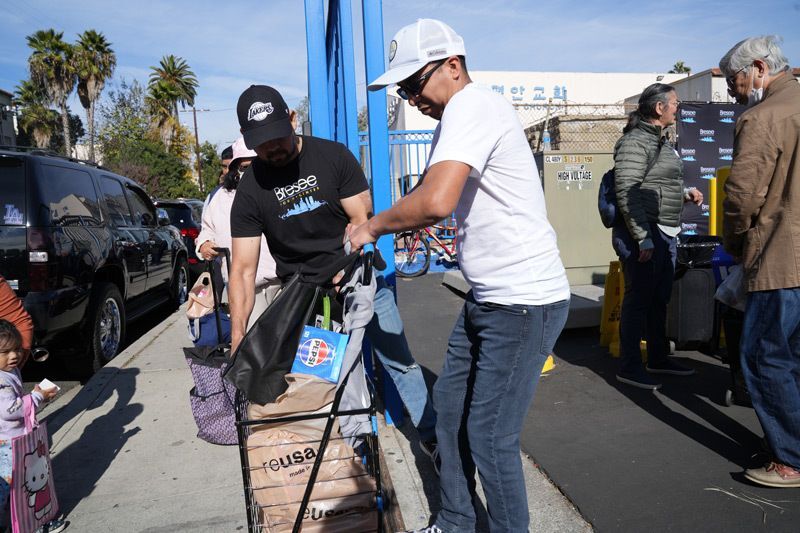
[{"left": 394, "top": 231, "right": 431, "bottom": 278}]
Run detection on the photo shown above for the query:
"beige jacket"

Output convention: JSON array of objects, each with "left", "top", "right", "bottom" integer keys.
[{"left": 723, "top": 73, "right": 800, "bottom": 292}]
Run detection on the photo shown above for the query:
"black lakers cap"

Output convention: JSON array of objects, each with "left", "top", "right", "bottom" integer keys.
[{"left": 236, "top": 85, "right": 293, "bottom": 149}]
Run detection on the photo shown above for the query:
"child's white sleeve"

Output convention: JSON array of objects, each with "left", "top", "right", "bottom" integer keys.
[{"left": 0, "top": 383, "right": 25, "bottom": 422}]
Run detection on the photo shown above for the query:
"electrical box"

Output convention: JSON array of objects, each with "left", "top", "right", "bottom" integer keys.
[{"left": 535, "top": 150, "right": 618, "bottom": 285}]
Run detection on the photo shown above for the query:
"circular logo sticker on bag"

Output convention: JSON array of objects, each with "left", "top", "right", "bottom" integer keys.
[
  {"left": 389, "top": 40, "right": 397, "bottom": 62},
  {"left": 298, "top": 338, "right": 330, "bottom": 367}
]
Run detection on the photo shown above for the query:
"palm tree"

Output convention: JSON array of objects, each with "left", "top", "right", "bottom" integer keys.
[
  {"left": 26, "top": 29, "right": 77, "bottom": 156},
  {"left": 669, "top": 61, "right": 691, "bottom": 75},
  {"left": 14, "top": 79, "right": 56, "bottom": 149},
  {"left": 148, "top": 55, "right": 198, "bottom": 120},
  {"left": 146, "top": 79, "right": 181, "bottom": 148},
  {"left": 75, "top": 30, "right": 116, "bottom": 162}
]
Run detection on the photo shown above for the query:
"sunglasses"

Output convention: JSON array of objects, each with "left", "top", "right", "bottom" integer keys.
[
  {"left": 725, "top": 65, "right": 747, "bottom": 95},
  {"left": 397, "top": 59, "right": 448, "bottom": 100}
]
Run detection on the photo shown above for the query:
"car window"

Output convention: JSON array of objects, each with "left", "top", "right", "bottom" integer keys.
[
  {"left": 159, "top": 204, "right": 193, "bottom": 227},
  {"left": 100, "top": 176, "right": 133, "bottom": 227},
  {"left": 125, "top": 186, "right": 157, "bottom": 227},
  {"left": 0, "top": 156, "right": 25, "bottom": 226},
  {"left": 190, "top": 203, "right": 203, "bottom": 222},
  {"left": 39, "top": 164, "right": 102, "bottom": 226}
]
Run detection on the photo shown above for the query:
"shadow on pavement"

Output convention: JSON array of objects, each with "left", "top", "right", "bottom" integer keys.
[
  {"left": 554, "top": 327, "right": 761, "bottom": 467},
  {"left": 49, "top": 367, "right": 142, "bottom": 517}
]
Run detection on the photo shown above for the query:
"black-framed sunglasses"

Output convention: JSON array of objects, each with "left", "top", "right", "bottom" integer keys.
[
  {"left": 726, "top": 65, "right": 747, "bottom": 94},
  {"left": 397, "top": 58, "right": 448, "bottom": 100},
  {"left": 726, "top": 53, "right": 770, "bottom": 95}
]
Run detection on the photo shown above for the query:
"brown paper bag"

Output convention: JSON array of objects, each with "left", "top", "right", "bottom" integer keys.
[{"left": 258, "top": 477, "right": 377, "bottom": 532}]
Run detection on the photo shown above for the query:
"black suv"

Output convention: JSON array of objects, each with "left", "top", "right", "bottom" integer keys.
[
  {"left": 0, "top": 148, "right": 189, "bottom": 373},
  {"left": 153, "top": 198, "right": 204, "bottom": 278}
]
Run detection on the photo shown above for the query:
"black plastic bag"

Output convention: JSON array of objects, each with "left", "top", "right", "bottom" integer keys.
[{"left": 223, "top": 253, "right": 357, "bottom": 405}]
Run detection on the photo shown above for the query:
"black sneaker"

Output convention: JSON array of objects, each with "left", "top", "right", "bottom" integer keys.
[
  {"left": 420, "top": 440, "right": 441, "bottom": 476},
  {"left": 616, "top": 368, "right": 662, "bottom": 390},
  {"left": 35, "top": 518, "right": 67, "bottom": 533},
  {"left": 646, "top": 359, "right": 695, "bottom": 376}
]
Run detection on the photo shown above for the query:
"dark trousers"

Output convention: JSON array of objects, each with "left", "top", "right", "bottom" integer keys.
[
  {"left": 613, "top": 224, "right": 677, "bottom": 373},
  {"left": 741, "top": 288, "right": 800, "bottom": 469}
]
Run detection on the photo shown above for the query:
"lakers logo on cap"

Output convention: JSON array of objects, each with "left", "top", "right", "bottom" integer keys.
[
  {"left": 389, "top": 40, "right": 397, "bottom": 62},
  {"left": 247, "top": 102, "right": 274, "bottom": 122}
]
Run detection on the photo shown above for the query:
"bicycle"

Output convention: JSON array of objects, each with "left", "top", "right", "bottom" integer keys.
[{"left": 394, "top": 222, "right": 457, "bottom": 278}]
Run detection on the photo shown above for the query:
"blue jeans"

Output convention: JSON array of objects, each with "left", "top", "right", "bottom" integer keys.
[
  {"left": 741, "top": 288, "right": 800, "bottom": 469},
  {"left": 615, "top": 225, "right": 677, "bottom": 373},
  {"left": 365, "top": 276, "right": 437, "bottom": 441},
  {"left": 433, "top": 292, "right": 569, "bottom": 533}
]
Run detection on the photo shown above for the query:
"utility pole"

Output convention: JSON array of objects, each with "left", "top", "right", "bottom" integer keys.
[{"left": 192, "top": 106, "right": 203, "bottom": 194}]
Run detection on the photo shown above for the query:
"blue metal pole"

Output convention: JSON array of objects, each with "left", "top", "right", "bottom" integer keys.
[
  {"left": 362, "top": 0, "right": 403, "bottom": 427},
  {"left": 361, "top": 0, "right": 394, "bottom": 279},
  {"left": 337, "top": 0, "right": 360, "bottom": 159},
  {"left": 304, "top": 0, "right": 331, "bottom": 140},
  {"left": 324, "top": 0, "right": 359, "bottom": 158}
]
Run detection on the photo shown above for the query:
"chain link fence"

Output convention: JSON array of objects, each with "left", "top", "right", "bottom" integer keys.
[{"left": 515, "top": 103, "right": 629, "bottom": 153}]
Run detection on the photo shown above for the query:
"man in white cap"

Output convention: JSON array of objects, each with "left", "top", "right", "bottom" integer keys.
[{"left": 350, "top": 18, "right": 570, "bottom": 533}]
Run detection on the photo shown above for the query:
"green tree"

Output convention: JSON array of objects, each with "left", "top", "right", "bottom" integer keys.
[
  {"left": 357, "top": 105, "right": 368, "bottom": 132},
  {"left": 669, "top": 61, "right": 691, "bottom": 74},
  {"left": 75, "top": 29, "right": 116, "bottom": 162},
  {"left": 26, "top": 29, "right": 77, "bottom": 156},
  {"left": 146, "top": 79, "right": 181, "bottom": 148},
  {"left": 199, "top": 140, "right": 222, "bottom": 193},
  {"left": 106, "top": 139, "right": 199, "bottom": 199},
  {"left": 295, "top": 96, "right": 309, "bottom": 133},
  {"left": 98, "top": 80, "right": 198, "bottom": 198},
  {"left": 48, "top": 111, "right": 84, "bottom": 154},
  {"left": 14, "top": 79, "right": 55, "bottom": 148},
  {"left": 97, "top": 80, "right": 152, "bottom": 163},
  {"left": 148, "top": 55, "right": 198, "bottom": 120}
]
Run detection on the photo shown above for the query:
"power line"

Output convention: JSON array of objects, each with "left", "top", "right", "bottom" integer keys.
[{"left": 178, "top": 107, "right": 233, "bottom": 113}]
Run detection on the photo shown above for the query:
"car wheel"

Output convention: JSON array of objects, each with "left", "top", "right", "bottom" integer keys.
[
  {"left": 169, "top": 256, "right": 190, "bottom": 309},
  {"left": 89, "top": 282, "right": 126, "bottom": 372}
]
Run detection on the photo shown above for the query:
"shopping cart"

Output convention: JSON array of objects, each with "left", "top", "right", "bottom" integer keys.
[{"left": 234, "top": 245, "right": 385, "bottom": 533}]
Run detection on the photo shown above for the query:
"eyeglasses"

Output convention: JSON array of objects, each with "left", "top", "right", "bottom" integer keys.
[
  {"left": 726, "top": 66, "right": 748, "bottom": 95},
  {"left": 397, "top": 59, "right": 448, "bottom": 100}
]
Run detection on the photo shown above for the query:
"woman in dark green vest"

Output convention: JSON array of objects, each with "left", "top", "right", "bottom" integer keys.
[{"left": 612, "top": 83, "right": 704, "bottom": 390}]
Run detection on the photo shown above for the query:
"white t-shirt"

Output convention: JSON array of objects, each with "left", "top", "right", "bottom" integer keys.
[{"left": 427, "top": 83, "right": 569, "bottom": 305}]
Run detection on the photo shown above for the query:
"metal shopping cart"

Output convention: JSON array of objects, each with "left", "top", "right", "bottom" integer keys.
[{"left": 233, "top": 246, "right": 386, "bottom": 532}]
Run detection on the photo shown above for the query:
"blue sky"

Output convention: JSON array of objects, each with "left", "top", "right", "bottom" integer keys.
[{"left": 1, "top": 0, "right": 798, "bottom": 149}]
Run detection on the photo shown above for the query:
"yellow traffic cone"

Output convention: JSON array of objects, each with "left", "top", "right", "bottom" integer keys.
[{"left": 541, "top": 354, "right": 556, "bottom": 374}]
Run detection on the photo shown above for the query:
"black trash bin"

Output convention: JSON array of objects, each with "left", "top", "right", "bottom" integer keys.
[{"left": 667, "top": 236, "right": 722, "bottom": 347}]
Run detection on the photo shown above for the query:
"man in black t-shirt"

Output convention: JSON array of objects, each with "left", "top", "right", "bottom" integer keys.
[{"left": 228, "top": 85, "right": 437, "bottom": 456}]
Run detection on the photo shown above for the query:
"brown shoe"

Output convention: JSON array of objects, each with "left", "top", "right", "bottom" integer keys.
[{"left": 744, "top": 461, "right": 800, "bottom": 488}]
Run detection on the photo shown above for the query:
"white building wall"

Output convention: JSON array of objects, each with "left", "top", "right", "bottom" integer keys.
[{"left": 397, "top": 71, "right": 687, "bottom": 131}]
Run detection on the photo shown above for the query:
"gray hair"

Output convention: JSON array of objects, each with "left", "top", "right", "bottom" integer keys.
[{"left": 719, "top": 35, "right": 790, "bottom": 77}]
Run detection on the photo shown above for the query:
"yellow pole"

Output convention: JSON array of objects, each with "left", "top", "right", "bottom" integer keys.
[{"left": 708, "top": 177, "right": 717, "bottom": 236}]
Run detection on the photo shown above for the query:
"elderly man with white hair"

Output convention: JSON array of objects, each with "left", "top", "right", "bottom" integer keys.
[{"left": 719, "top": 35, "right": 800, "bottom": 488}]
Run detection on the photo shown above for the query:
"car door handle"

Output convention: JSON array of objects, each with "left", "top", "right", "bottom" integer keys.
[{"left": 147, "top": 240, "right": 157, "bottom": 245}]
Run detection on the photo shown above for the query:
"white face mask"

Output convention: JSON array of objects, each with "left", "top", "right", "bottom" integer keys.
[{"left": 747, "top": 66, "right": 764, "bottom": 107}]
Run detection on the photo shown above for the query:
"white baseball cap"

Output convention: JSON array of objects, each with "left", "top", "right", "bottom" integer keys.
[
  {"left": 229, "top": 136, "right": 256, "bottom": 167},
  {"left": 368, "top": 18, "right": 466, "bottom": 91}
]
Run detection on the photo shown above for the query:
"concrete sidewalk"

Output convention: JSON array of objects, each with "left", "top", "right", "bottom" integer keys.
[{"left": 42, "top": 306, "right": 589, "bottom": 532}]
